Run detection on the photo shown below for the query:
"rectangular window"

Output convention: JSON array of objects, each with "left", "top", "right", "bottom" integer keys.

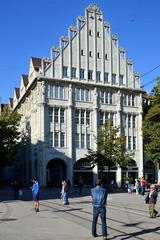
[
  {"left": 48, "top": 107, "right": 53, "bottom": 122},
  {"left": 97, "top": 52, "right": 100, "bottom": 59},
  {"left": 81, "top": 134, "right": 85, "bottom": 148},
  {"left": 49, "top": 84, "right": 53, "bottom": 98},
  {"left": 105, "top": 54, "right": 108, "bottom": 60},
  {"left": 89, "top": 51, "right": 92, "bottom": 57},
  {"left": 88, "top": 70, "right": 93, "bottom": 80},
  {"left": 128, "top": 136, "right": 131, "bottom": 150},
  {"left": 71, "top": 67, "right": 77, "bottom": 78},
  {"left": 128, "top": 115, "right": 131, "bottom": 128},
  {"left": 75, "top": 110, "right": 79, "bottom": 124},
  {"left": 54, "top": 108, "right": 59, "bottom": 123},
  {"left": 100, "top": 91, "right": 105, "bottom": 103},
  {"left": 105, "top": 112, "right": 109, "bottom": 122},
  {"left": 81, "top": 89, "right": 85, "bottom": 101},
  {"left": 81, "top": 110, "right": 85, "bottom": 124},
  {"left": 132, "top": 95, "right": 135, "bottom": 106},
  {"left": 75, "top": 133, "right": 79, "bottom": 148},
  {"left": 105, "top": 92, "right": 109, "bottom": 104},
  {"left": 59, "top": 85, "right": 64, "bottom": 99},
  {"left": 128, "top": 95, "right": 131, "bottom": 106},
  {"left": 75, "top": 88, "right": 80, "bottom": 101},
  {"left": 86, "top": 134, "right": 90, "bottom": 149},
  {"left": 85, "top": 89, "right": 89, "bottom": 101},
  {"left": 119, "top": 75, "right": 124, "bottom": 85},
  {"left": 54, "top": 132, "right": 59, "bottom": 147},
  {"left": 62, "top": 66, "right": 68, "bottom": 77},
  {"left": 123, "top": 94, "right": 127, "bottom": 106},
  {"left": 89, "top": 30, "right": 92, "bottom": 36},
  {"left": 80, "top": 69, "right": 84, "bottom": 79},
  {"left": 96, "top": 71, "right": 101, "bottom": 81},
  {"left": 100, "top": 112, "right": 104, "bottom": 126},
  {"left": 86, "top": 111, "right": 90, "bottom": 125},
  {"left": 54, "top": 84, "right": 58, "bottom": 98},
  {"left": 110, "top": 92, "right": 113, "bottom": 104},
  {"left": 133, "top": 136, "right": 136, "bottom": 150},
  {"left": 112, "top": 74, "right": 116, "bottom": 84},
  {"left": 49, "top": 132, "right": 53, "bottom": 147},
  {"left": 133, "top": 115, "right": 136, "bottom": 128},
  {"left": 104, "top": 72, "right": 109, "bottom": 83},
  {"left": 60, "top": 132, "right": 65, "bottom": 147},
  {"left": 97, "top": 31, "right": 100, "bottom": 37},
  {"left": 60, "top": 109, "right": 65, "bottom": 123},
  {"left": 110, "top": 113, "right": 114, "bottom": 126}
]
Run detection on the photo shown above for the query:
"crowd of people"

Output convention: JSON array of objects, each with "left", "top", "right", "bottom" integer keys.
[{"left": 10, "top": 176, "right": 159, "bottom": 240}]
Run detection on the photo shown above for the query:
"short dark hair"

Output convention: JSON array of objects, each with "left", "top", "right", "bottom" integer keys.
[{"left": 96, "top": 179, "right": 103, "bottom": 186}]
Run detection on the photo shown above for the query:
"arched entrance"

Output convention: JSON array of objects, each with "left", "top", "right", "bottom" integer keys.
[
  {"left": 46, "top": 158, "right": 66, "bottom": 187},
  {"left": 73, "top": 158, "right": 93, "bottom": 186},
  {"left": 144, "top": 161, "right": 155, "bottom": 183}
]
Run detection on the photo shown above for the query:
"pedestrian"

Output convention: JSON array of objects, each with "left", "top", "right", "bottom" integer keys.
[
  {"left": 134, "top": 178, "right": 140, "bottom": 194},
  {"left": 140, "top": 177, "right": 146, "bottom": 195},
  {"left": 91, "top": 179, "right": 108, "bottom": 240},
  {"left": 32, "top": 179, "right": 40, "bottom": 212},
  {"left": 148, "top": 185, "right": 158, "bottom": 218},
  {"left": 61, "top": 180, "right": 69, "bottom": 205}
]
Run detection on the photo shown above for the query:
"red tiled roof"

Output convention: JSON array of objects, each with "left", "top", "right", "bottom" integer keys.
[
  {"left": 22, "top": 74, "right": 28, "bottom": 87},
  {"left": 31, "top": 57, "right": 42, "bottom": 69},
  {"left": 15, "top": 88, "right": 20, "bottom": 99}
]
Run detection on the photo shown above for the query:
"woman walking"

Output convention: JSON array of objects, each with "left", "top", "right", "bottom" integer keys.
[{"left": 148, "top": 185, "right": 158, "bottom": 218}]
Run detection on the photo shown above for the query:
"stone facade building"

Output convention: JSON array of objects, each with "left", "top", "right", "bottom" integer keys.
[{"left": 12, "top": 4, "right": 145, "bottom": 187}]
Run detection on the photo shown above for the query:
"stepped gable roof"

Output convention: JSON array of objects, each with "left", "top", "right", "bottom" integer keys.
[
  {"left": 22, "top": 74, "right": 28, "bottom": 87},
  {"left": 31, "top": 57, "right": 42, "bottom": 70},
  {"left": 15, "top": 88, "right": 20, "bottom": 99}
]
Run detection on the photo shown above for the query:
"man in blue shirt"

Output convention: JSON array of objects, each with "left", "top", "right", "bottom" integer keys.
[
  {"left": 32, "top": 179, "right": 40, "bottom": 212},
  {"left": 91, "top": 179, "right": 108, "bottom": 239}
]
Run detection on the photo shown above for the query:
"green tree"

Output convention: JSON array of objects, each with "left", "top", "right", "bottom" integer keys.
[
  {"left": 0, "top": 107, "right": 21, "bottom": 167},
  {"left": 85, "top": 121, "right": 133, "bottom": 174},
  {"left": 143, "top": 77, "right": 160, "bottom": 163}
]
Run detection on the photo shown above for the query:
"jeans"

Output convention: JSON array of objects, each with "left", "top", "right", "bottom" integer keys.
[
  {"left": 141, "top": 186, "right": 145, "bottom": 195},
  {"left": 92, "top": 206, "right": 107, "bottom": 237}
]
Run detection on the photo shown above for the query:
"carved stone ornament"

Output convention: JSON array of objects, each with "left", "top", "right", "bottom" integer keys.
[
  {"left": 77, "top": 16, "right": 86, "bottom": 23},
  {"left": 52, "top": 46, "right": 60, "bottom": 53},
  {"left": 69, "top": 26, "right": 77, "bottom": 32},
  {"left": 60, "top": 36, "right": 69, "bottom": 42},
  {"left": 86, "top": 4, "right": 102, "bottom": 14},
  {"left": 112, "top": 34, "right": 118, "bottom": 40},
  {"left": 127, "top": 59, "right": 133, "bottom": 65},
  {"left": 104, "top": 21, "right": 110, "bottom": 28},
  {"left": 119, "top": 47, "right": 125, "bottom": 53},
  {"left": 134, "top": 72, "right": 140, "bottom": 77}
]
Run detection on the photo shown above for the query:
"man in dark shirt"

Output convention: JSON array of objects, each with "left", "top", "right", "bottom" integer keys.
[{"left": 91, "top": 179, "right": 108, "bottom": 240}]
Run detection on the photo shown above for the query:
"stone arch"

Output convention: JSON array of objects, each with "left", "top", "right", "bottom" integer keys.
[
  {"left": 46, "top": 158, "right": 67, "bottom": 187},
  {"left": 144, "top": 160, "right": 155, "bottom": 183},
  {"left": 73, "top": 158, "right": 93, "bottom": 186}
]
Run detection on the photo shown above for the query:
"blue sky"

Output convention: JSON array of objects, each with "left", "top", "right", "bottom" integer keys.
[{"left": 0, "top": 0, "right": 160, "bottom": 103}]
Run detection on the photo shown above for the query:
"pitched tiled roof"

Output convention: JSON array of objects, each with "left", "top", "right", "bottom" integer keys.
[
  {"left": 15, "top": 88, "right": 20, "bottom": 99},
  {"left": 31, "top": 57, "right": 41, "bottom": 69},
  {"left": 22, "top": 74, "right": 28, "bottom": 87}
]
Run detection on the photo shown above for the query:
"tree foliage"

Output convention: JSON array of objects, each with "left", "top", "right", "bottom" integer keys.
[
  {"left": 0, "top": 107, "right": 21, "bottom": 166},
  {"left": 143, "top": 77, "right": 160, "bottom": 163},
  {"left": 85, "top": 121, "right": 133, "bottom": 171}
]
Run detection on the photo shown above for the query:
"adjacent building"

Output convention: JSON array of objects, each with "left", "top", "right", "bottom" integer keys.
[{"left": 12, "top": 4, "right": 145, "bottom": 187}]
